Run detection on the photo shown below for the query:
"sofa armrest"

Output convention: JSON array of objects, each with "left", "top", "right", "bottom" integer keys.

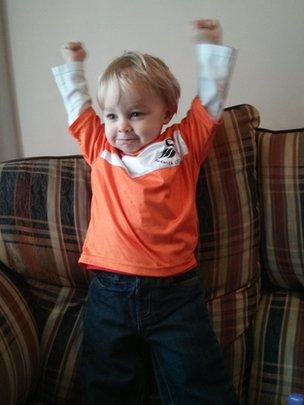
[{"left": 0, "top": 264, "right": 40, "bottom": 405}]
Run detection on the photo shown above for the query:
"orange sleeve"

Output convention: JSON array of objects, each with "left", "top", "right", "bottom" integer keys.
[
  {"left": 177, "top": 97, "right": 222, "bottom": 165},
  {"left": 69, "top": 107, "right": 106, "bottom": 165}
]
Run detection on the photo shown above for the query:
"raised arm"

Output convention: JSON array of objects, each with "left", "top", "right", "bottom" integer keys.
[
  {"left": 193, "top": 19, "right": 237, "bottom": 119},
  {"left": 52, "top": 42, "right": 105, "bottom": 165},
  {"left": 52, "top": 42, "right": 92, "bottom": 125}
]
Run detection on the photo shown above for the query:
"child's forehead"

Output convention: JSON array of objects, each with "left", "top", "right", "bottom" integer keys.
[{"left": 103, "top": 83, "right": 160, "bottom": 110}]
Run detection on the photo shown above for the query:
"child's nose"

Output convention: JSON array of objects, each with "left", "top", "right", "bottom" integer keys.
[{"left": 118, "top": 119, "right": 132, "bottom": 133}]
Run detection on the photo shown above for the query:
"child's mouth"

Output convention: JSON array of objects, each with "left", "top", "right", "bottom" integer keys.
[{"left": 117, "top": 138, "right": 137, "bottom": 143}]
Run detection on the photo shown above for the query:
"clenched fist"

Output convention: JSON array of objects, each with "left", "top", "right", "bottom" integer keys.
[
  {"left": 192, "top": 19, "right": 223, "bottom": 45},
  {"left": 61, "top": 42, "right": 87, "bottom": 62}
]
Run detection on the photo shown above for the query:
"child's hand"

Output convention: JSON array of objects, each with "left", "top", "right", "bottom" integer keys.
[
  {"left": 61, "top": 42, "right": 87, "bottom": 62},
  {"left": 192, "top": 19, "right": 223, "bottom": 45}
]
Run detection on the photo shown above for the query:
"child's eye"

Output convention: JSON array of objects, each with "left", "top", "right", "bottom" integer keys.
[
  {"left": 106, "top": 113, "right": 116, "bottom": 120},
  {"left": 130, "top": 111, "right": 142, "bottom": 118}
]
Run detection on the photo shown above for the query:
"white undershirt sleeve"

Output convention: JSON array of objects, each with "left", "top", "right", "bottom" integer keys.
[
  {"left": 196, "top": 44, "right": 237, "bottom": 119},
  {"left": 52, "top": 61, "right": 91, "bottom": 125}
]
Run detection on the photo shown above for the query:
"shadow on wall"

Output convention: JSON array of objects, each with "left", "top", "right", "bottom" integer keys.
[{"left": 0, "top": 0, "right": 23, "bottom": 162}]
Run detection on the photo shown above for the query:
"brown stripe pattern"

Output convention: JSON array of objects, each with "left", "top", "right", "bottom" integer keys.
[
  {"left": 0, "top": 157, "right": 91, "bottom": 288},
  {"left": 207, "top": 277, "right": 260, "bottom": 402},
  {"left": 0, "top": 157, "right": 92, "bottom": 403},
  {"left": 197, "top": 105, "right": 260, "bottom": 298},
  {"left": 0, "top": 266, "right": 40, "bottom": 404},
  {"left": 27, "top": 279, "right": 86, "bottom": 404},
  {"left": 249, "top": 292, "right": 304, "bottom": 404},
  {"left": 257, "top": 129, "right": 304, "bottom": 289}
]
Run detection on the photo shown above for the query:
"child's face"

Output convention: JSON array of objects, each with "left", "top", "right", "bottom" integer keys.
[{"left": 102, "top": 86, "right": 172, "bottom": 154}]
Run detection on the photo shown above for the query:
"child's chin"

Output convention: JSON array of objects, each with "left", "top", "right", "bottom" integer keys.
[
  {"left": 118, "top": 142, "right": 142, "bottom": 155},
  {"left": 122, "top": 146, "right": 140, "bottom": 155}
]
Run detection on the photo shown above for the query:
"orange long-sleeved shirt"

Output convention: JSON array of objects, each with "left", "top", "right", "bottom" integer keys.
[{"left": 70, "top": 97, "right": 218, "bottom": 276}]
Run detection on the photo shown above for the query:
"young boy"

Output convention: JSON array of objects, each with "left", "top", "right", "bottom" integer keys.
[{"left": 53, "top": 19, "right": 238, "bottom": 404}]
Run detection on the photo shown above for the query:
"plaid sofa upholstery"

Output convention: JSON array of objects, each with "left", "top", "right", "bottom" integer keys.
[
  {"left": 0, "top": 106, "right": 301, "bottom": 404},
  {"left": 0, "top": 263, "right": 40, "bottom": 404},
  {"left": 248, "top": 128, "right": 304, "bottom": 404},
  {"left": 0, "top": 157, "right": 91, "bottom": 405}
]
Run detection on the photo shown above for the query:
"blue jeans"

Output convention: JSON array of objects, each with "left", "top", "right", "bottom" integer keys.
[{"left": 81, "top": 267, "right": 239, "bottom": 404}]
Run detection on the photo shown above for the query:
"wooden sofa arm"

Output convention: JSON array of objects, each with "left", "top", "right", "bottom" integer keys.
[{"left": 0, "top": 265, "right": 40, "bottom": 405}]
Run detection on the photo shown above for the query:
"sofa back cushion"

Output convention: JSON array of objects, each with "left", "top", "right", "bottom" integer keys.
[
  {"left": 0, "top": 157, "right": 91, "bottom": 288},
  {"left": 198, "top": 104, "right": 260, "bottom": 298},
  {"left": 257, "top": 128, "right": 304, "bottom": 290}
]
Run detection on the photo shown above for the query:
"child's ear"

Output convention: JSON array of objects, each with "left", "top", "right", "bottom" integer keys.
[{"left": 163, "top": 110, "right": 174, "bottom": 124}]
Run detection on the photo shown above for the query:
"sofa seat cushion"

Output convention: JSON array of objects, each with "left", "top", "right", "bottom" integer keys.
[
  {"left": 26, "top": 279, "right": 86, "bottom": 404},
  {"left": 257, "top": 128, "right": 304, "bottom": 289},
  {"left": 0, "top": 265, "right": 40, "bottom": 405},
  {"left": 249, "top": 291, "right": 304, "bottom": 404},
  {"left": 207, "top": 277, "right": 260, "bottom": 402}
]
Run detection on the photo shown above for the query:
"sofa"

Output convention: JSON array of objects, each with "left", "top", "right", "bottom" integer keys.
[{"left": 0, "top": 104, "right": 303, "bottom": 405}]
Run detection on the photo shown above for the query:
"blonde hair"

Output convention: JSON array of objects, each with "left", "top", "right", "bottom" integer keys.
[{"left": 97, "top": 51, "right": 181, "bottom": 114}]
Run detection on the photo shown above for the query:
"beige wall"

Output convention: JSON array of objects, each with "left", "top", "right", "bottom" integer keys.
[{"left": 3, "top": 0, "right": 304, "bottom": 158}]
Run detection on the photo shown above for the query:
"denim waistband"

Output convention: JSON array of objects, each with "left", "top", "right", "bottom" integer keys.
[{"left": 92, "top": 266, "right": 201, "bottom": 287}]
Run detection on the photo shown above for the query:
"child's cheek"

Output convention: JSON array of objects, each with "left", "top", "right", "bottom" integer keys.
[{"left": 104, "top": 127, "right": 114, "bottom": 145}]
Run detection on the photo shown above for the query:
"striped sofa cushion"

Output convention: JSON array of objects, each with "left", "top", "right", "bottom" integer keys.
[
  {"left": 257, "top": 128, "right": 304, "bottom": 289},
  {"left": 206, "top": 278, "right": 260, "bottom": 402},
  {"left": 223, "top": 322, "right": 254, "bottom": 402},
  {"left": 27, "top": 280, "right": 85, "bottom": 404},
  {"left": 198, "top": 104, "right": 260, "bottom": 298},
  {"left": 0, "top": 264, "right": 40, "bottom": 405},
  {"left": 249, "top": 291, "right": 304, "bottom": 404},
  {"left": 197, "top": 104, "right": 261, "bottom": 402},
  {"left": 0, "top": 157, "right": 91, "bottom": 288}
]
